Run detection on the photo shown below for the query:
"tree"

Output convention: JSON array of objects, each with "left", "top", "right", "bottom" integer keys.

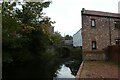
[
  {"left": 50, "top": 31, "right": 63, "bottom": 46},
  {"left": 2, "top": 1, "right": 57, "bottom": 79},
  {"left": 64, "top": 35, "right": 73, "bottom": 40}
]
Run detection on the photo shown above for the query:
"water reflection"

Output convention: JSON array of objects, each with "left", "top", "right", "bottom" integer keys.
[
  {"left": 54, "top": 60, "right": 81, "bottom": 80},
  {"left": 3, "top": 57, "right": 81, "bottom": 80},
  {"left": 65, "top": 60, "right": 80, "bottom": 76},
  {"left": 55, "top": 64, "right": 75, "bottom": 78}
]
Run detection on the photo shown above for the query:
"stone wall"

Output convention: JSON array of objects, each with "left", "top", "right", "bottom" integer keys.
[
  {"left": 82, "top": 15, "right": 119, "bottom": 51},
  {"left": 82, "top": 50, "right": 106, "bottom": 60},
  {"left": 82, "top": 10, "right": 120, "bottom": 60}
]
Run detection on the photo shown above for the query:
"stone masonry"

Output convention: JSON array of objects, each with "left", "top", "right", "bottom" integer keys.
[{"left": 81, "top": 8, "right": 120, "bottom": 60}]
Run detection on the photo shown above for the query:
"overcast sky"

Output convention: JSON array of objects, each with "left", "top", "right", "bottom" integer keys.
[{"left": 43, "top": 0, "right": 120, "bottom": 36}]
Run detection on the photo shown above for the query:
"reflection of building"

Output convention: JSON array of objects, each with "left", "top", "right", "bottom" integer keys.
[
  {"left": 73, "top": 29, "right": 82, "bottom": 47},
  {"left": 82, "top": 8, "right": 120, "bottom": 60},
  {"left": 63, "top": 39, "right": 73, "bottom": 45}
]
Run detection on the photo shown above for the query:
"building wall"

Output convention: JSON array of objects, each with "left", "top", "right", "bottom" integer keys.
[
  {"left": 73, "top": 29, "right": 82, "bottom": 47},
  {"left": 82, "top": 15, "right": 119, "bottom": 51},
  {"left": 64, "top": 40, "right": 73, "bottom": 45},
  {"left": 110, "top": 18, "right": 120, "bottom": 45},
  {"left": 118, "top": 1, "right": 120, "bottom": 14},
  {"left": 82, "top": 10, "right": 120, "bottom": 60}
]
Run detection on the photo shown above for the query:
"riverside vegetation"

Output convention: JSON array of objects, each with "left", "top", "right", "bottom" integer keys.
[{"left": 2, "top": 1, "right": 82, "bottom": 80}]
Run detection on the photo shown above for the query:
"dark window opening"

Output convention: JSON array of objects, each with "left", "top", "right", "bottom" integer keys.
[
  {"left": 92, "top": 41, "right": 97, "bottom": 50},
  {"left": 114, "top": 21, "right": 120, "bottom": 29},
  {"left": 115, "top": 39, "right": 120, "bottom": 45},
  {"left": 91, "top": 19, "right": 96, "bottom": 27}
]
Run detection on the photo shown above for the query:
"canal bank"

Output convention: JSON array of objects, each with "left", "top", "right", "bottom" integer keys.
[{"left": 76, "top": 61, "right": 119, "bottom": 79}]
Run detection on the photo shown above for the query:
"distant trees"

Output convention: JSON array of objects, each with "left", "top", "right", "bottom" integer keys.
[
  {"left": 50, "top": 31, "right": 63, "bottom": 46},
  {"left": 64, "top": 35, "right": 73, "bottom": 40}
]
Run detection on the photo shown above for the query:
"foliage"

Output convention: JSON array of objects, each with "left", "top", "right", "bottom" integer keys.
[
  {"left": 55, "top": 47, "right": 70, "bottom": 58},
  {"left": 64, "top": 34, "right": 73, "bottom": 40},
  {"left": 2, "top": 1, "right": 82, "bottom": 80},
  {"left": 2, "top": 1, "right": 59, "bottom": 79},
  {"left": 70, "top": 47, "right": 82, "bottom": 61},
  {"left": 50, "top": 31, "right": 63, "bottom": 46}
]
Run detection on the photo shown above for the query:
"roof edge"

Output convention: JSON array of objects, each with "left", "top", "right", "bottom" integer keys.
[{"left": 81, "top": 8, "right": 120, "bottom": 18}]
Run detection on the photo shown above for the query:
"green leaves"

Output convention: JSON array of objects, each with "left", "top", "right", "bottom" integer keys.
[
  {"left": 64, "top": 35, "right": 73, "bottom": 40},
  {"left": 2, "top": 1, "right": 59, "bottom": 79},
  {"left": 50, "top": 31, "right": 63, "bottom": 46},
  {"left": 2, "top": 1, "right": 54, "bottom": 63},
  {"left": 11, "top": 2, "right": 16, "bottom": 6},
  {"left": 42, "top": 1, "right": 51, "bottom": 8}
]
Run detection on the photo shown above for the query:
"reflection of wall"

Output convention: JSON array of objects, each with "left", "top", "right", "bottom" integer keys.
[{"left": 73, "top": 29, "right": 82, "bottom": 47}]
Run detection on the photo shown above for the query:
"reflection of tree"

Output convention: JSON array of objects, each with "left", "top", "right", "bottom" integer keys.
[
  {"left": 56, "top": 47, "right": 70, "bottom": 58},
  {"left": 54, "top": 64, "right": 63, "bottom": 77},
  {"left": 64, "top": 60, "right": 81, "bottom": 76}
]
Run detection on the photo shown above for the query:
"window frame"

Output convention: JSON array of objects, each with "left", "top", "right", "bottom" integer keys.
[
  {"left": 92, "top": 41, "right": 97, "bottom": 50},
  {"left": 114, "top": 21, "right": 120, "bottom": 29},
  {"left": 91, "top": 19, "right": 96, "bottom": 27},
  {"left": 115, "top": 39, "right": 120, "bottom": 45}
]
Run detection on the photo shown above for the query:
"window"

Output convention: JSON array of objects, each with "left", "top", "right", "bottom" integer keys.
[
  {"left": 91, "top": 19, "right": 96, "bottom": 27},
  {"left": 114, "top": 21, "right": 120, "bottom": 29},
  {"left": 115, "top": 39, "right": 120, "bottom": 45},
  {"left": 92, "top": 41, "right": 97, "bottom": 50}
]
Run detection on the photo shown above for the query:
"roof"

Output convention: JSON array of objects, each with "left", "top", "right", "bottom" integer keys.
[
  {"left": 73, "top": 28, "right": 82, "bottom": 36},
  {"left": 81, "top": 8, "right": 120, "bottom": 19}
]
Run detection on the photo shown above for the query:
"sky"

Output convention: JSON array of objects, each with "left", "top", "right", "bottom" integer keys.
[{"left": 43, "top": 0, "right": 120, "bottom": 36}]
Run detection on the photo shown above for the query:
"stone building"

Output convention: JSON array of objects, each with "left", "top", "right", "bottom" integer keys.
[{"left": 81, "top": 8, "right": 120, "bottom": 60}]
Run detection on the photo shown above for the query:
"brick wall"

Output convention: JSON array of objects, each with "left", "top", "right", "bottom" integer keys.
[
  {"left": 82, "top": 9, "right": 120, "bottom": 60},
  {"left": 83, "top": 50, "right": 106, "bottom": 60}
]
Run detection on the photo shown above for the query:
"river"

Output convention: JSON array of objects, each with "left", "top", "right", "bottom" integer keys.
[{"left": 53, "top": 60, "right": 81, "bottom": 80}]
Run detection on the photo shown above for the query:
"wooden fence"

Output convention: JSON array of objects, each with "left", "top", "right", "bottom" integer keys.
[{"left": 107, "top": 45, "right": 120, "bottom": 63}]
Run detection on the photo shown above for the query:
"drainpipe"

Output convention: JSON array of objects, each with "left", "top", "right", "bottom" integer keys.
[
  {"left": 118, "top": 22, "right": 120, "bottom": 41},
  {"left": 108, "top": 18, "right": 112, "bottom": 46}
]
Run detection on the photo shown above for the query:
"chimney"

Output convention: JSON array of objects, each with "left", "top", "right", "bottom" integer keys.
[{"left": 81, "top": 8, "right": 85, "bottom": 14}]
